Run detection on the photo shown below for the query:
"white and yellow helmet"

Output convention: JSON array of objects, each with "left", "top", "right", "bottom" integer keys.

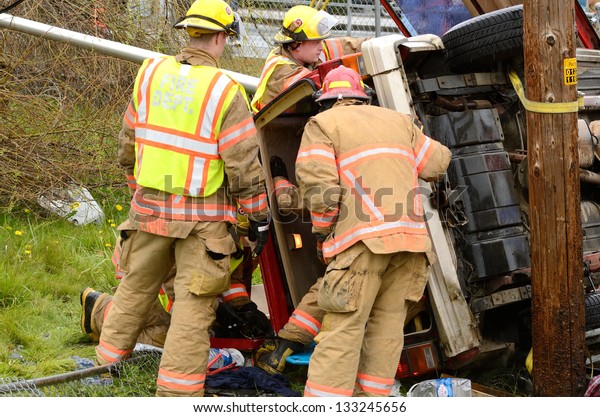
[
  {"left": 274, "top": 5, "right": 337, "bottom": 44},
  {"left": 174, "top": 0, "right": 240, "bottom": 37}
]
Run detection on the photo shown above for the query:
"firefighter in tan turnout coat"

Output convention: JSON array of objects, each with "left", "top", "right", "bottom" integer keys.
[
  {"left": 95, "top": 0, "right": 270, "bottom": 397},
  {"left": 296, "top": 66, "right": 451, "bottom": 397},
  {"left": 253, "top": 4, "right": 370, "bottom": 375}
]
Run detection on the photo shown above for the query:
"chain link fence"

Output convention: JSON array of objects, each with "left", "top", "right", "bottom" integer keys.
[
  {"left": 115, "top": 0, "right": 405, "bottom": 75},
  {"left": 0, "top": 350, "right": 161, "bottom": 397}
]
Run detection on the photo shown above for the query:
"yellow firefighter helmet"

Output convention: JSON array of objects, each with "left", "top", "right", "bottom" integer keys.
[
  {"left": 274, "top": 5, "right": 337, "bottom": 44},
  {"left": 174, "top": 0, "right": 240, "bottom": 37}
]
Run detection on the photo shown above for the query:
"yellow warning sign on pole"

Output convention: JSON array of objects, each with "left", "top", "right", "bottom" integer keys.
[{"left": 564, "top": 58, "right": 577, "bottom": 85}]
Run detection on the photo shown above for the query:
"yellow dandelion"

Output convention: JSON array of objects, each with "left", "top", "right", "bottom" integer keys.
[
  {"left": 24, "top": 250, "right": 31, "bottom": 255},
  {"left": 14, "top": 230, "right": 23, "bottom": 236},
  {"left": 105, "top": 243, "right": 112, "bottom": 248},
  {"left": 115, "top": 204, "right": 123, "bottom": 211},
  {"left": 23, "top": 209, "right": 30, "bottom": 213},
  {"left": 110, "top": 223, "right": 116, "bottom": 228}
]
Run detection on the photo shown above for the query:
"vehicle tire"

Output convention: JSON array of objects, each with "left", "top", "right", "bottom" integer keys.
[
  {"left": 441, "top": 5, "right": 523, "bottom": 73},
  {"left": 585, "top": 291, "right": 600, "bottom": 331}
]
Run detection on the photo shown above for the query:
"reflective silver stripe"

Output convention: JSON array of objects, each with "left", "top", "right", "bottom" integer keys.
[
  {"left": 133, "top": 198, "right": 237, "bottom": 220},
  {"left": 343, "top": 170, "right": 384, "bottom": 221},
  {"left": 414, "top": 136, "right": 432, "bottom": 168},
  {"left": 239, "top": 194, "right": 267, "bottom": 211},
  {"left": 305, "top": 384, "right": 347, "bottom": 397},
  {"left": 325, "top": 39, "right": 343, "bottom": 59},
  {"left": 290, "top": 312, "right": 320, "bottom": 334},
  {"left": 200, "top": 74, "right": 232, "bottom": 139},
  {"left": 135, "top": 143, "right": 144, "bottom": 177},
  {"left": 311, "top": 211, "right": 337, "bottom": 225},
  {"left": 356, "top": 377, "right": 393, "bottom": 392},
  {"left": 218, "top": 120, "right": 254, "bottom": 149},
  {"left": 179, "top": 62, "right": 191, "bottom": 77},
  {"left": 137, "top": 127, "right": 218, "bottom": 156},
  {"left": 189, "top": 156, "right": 206, "bottom": 196},
  {"left": 97, "top": 345, "right": 125, "bottom": 362},
  {"left": 323, "top": 220, "right": 426, "bottom": 256},
  {"left": 137, "top": 58, "right": 165, "bottom": 124},
  {"left": 157, "top": 372, "right": 204, "bottom": 387},
  {"left": 124, "top": 110, "right": 135, "bottom": 125},
  {"left": 338, "top": 147, "right": 413, "bottom": 169},
  {"left": 222, "top": 286, "right": 247, "bottom": 297},
  {"left": 297, "top": 148, "right": 336, "bottom": 162}
]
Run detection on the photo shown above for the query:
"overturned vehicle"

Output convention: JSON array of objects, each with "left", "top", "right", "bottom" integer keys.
[{"left": 254, "top": 4, "right": 600, "bottom": 379}]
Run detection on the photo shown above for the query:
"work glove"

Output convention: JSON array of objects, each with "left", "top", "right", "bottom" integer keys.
[
  {"left": 270, "top": 155, "right": 288, "bottom": 179},
  {"left": 315, "top": 233, "right": 328, "bottom": 265},
  {"left": 236, "top": 301, "right": 275, "bottom": 339},
  {"left": 248, "top": 218, "right": 270, "bottom": 258}
]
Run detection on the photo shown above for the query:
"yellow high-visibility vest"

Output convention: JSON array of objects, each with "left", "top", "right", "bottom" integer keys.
[{"left": 131, "top": 56, "right": 239, "bottom": 197}]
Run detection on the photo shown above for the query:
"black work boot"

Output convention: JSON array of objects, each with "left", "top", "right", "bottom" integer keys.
[
  {"left": 255, "top": 338, "right": 304, "bottom": 375},
  {"left": 80, "top": 287, "right": 106, "bottom": 339}
]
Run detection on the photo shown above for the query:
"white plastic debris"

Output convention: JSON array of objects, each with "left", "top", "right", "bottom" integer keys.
[{"left": 38, "top": 185, "right": 104, "bottom": 226}]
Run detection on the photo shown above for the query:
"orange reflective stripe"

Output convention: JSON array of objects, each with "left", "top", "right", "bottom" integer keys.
[
  {"left": 157, "top": 367, "right": 205, "bottom": 392},
  {"left": 221, "top": 283, "right": 249, "bottom": 302},
  {"left": 194, "top": 72, "right": 234, "bottom": 140},
  {"left": 126, "top": 174, "right": 136, "bottom": 191},
  {"left": 135, "top": 125, "right": 219, "bottom": 158},
  {"left": 414, "top": 134, "right": 434, "bottom": 174},
  {"left": 340, "top": 168, "right": 384, "bottom": 222},
  {"left": 296, "top": 144, "right": 337, "bottom": 165},
  {"left": 103, "top": 300, "right": 113, "bottom": 321},
  {"left": 111, "top": 246, "right": 120, "bottom": 269},
  {"left": 209, "top": 79, "right": 236, "bottom": 140},
  {"left": 355, "top": 373, "right": 394, "bottom": 395},
  {"left": 158, "top": 287, "right": 173, "bottom": 313},
  {"left": 288, "top": 309, "right": 321, "bottom": 336},
  {"left": 218, "top": 117, "right": 256, "bottom": 152},
  {"left": 112, "top": 247, "right": 125, "bottom": 280},
  {"left": 137, "top": 58, "right": 166, "bottom": 124},
  {"left": 323, "top": 38, "right": 344, "bottom": 59},
  {"left": 310, "top": 209, "right": 339, "bottom": 228},
  {"left": 124, "top": 103, "right": 135, "bottom": 128},
  {"left": 97, "top": 339, "right": 132, "bottom": 363},
  {"left": 252, "top": 55, "right": 296, "bottom": 112},
  {"left": 274, "top": 179, "right": 293, "bottom": 190},
  {"left": 322, "top": 220, "right": 428, "bottom": 258},
  {"left": 304, "top": 380, "right": 353, "bottom": 397},
  {"left": 131, "top": 192, "right": 237, "bottom": 222},
  {"left": 237, "top": 193, "right": 268, "bottom": 213},
  {"left": 338, "top": 143, "right": 414, "bottom": 170},
  {"left": 282, "top": 67, "right": 313, "bottom": 90}
]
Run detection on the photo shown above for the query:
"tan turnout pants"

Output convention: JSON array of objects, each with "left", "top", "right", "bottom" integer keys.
[
  {"left": 96, "top": 221, "right": 234, "bottom": 397},
  {"left": 304, "top": 242, "right": 429, "bottom": 397}
]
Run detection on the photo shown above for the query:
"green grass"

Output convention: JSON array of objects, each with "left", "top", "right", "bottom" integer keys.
[{"left": 0, "top": 188, "right": 130, "bottom": 380}]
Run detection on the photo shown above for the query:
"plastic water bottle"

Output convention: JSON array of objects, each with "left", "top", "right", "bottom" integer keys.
[
  {"left": 407, "top": 378, "right": 472, "bottom": 397},
  {"left": 208, "top": 348, "right": 245, "bottom": 370}
]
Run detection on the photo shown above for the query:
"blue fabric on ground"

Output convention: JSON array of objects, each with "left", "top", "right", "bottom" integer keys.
[{"left": 206, "top": 366, "right": 301, "bottom": 397}]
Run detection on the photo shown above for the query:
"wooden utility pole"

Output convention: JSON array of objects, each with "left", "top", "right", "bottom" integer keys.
[{"left": 523, "top": 0, "right": 586, "bottom": 396}]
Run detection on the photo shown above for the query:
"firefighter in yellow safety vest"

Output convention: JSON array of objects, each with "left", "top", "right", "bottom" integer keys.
[
  {"left": 94, "top": 0, "right": 270, "bottom": 397},
  {"left": 250, "top": 5, "right": 370, "bottom": 114}
]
